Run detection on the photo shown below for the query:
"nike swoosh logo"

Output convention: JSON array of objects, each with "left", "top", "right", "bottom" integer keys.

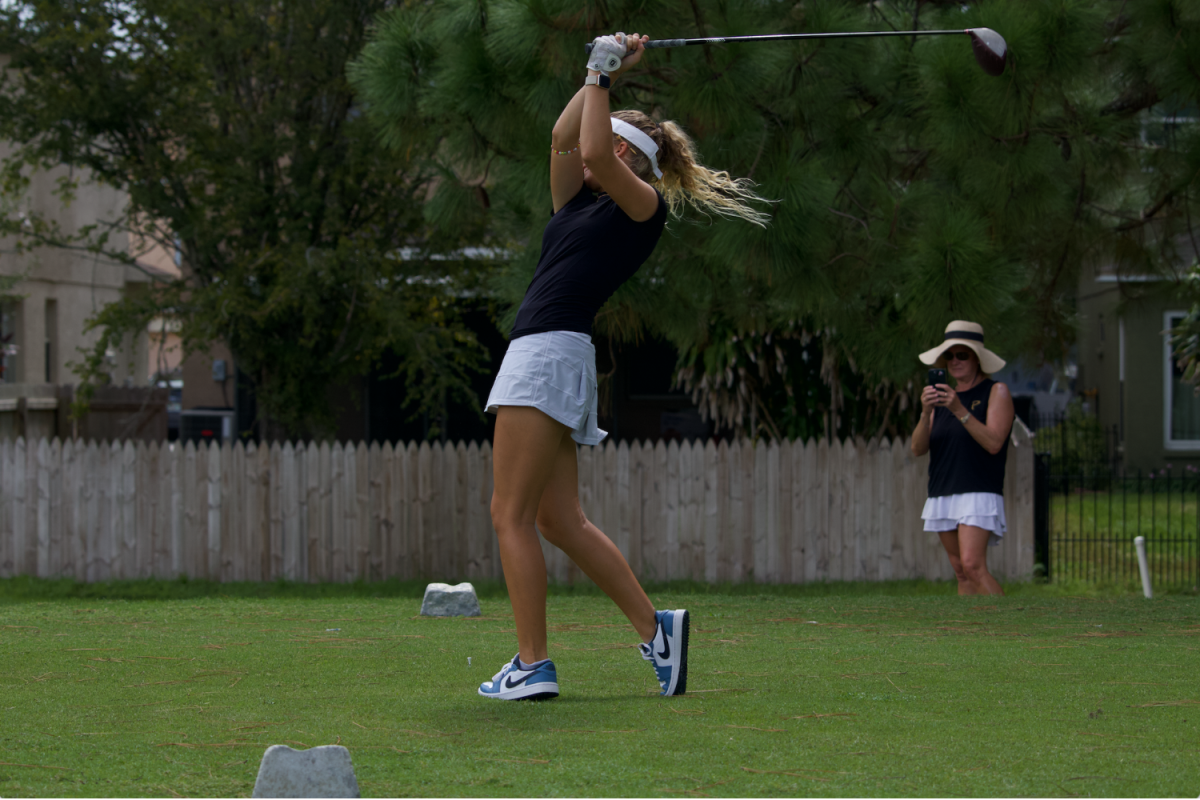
[
  {"left": 505, "top": 671, "right": 538, "bottom": 689},
  {"left": 657, "top": 635, "right": 670, "bottom": 661}
]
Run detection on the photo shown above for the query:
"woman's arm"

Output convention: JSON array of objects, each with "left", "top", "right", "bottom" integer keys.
[
  {"left": 911, "top": 385, "right": 940, "bottom": 457},
  {"left": 946, "top": 382, "right": 1015, "bottom": 456},
  {"left": 549, "top": 88, "right": 587, "bottom": 212},
  {"left": 578, "top": 35, "right": 660, "bottom": 222},
  {"left": 551, "top": 34, "right": 650, "bottom": 213}
]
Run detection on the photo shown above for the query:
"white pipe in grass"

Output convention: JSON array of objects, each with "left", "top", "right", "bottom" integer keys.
[{"left": 1134, "top": 536, "right": 1153, "bottom": 599}]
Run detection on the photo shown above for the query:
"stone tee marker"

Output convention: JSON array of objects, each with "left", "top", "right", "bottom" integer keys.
[
  {"left": 420, "top": 581, "right": 481, "bottom": 617},
  {"left": 252, "top": 744, "right": 360, "bottom": 798}
]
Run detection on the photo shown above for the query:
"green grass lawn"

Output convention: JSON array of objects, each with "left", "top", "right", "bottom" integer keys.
[
  {"left": 1, "top": 580, "right": 1197, "bottom": 798},
  {"left": 1049, "top": 490, "right": 1199, "bottom": 540}
]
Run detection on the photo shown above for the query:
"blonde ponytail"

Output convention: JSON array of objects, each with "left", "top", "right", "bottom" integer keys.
[{"left": 610, "top": 110, "right": 772, "bottom": 228}]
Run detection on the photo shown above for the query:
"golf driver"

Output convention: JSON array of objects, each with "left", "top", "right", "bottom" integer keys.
[{"left": 585, "top": 27, "right": 1008, "bottom": 76}]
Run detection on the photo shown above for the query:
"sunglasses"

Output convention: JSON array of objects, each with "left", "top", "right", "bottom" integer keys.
[{"left": 946, "top": 350, "right": 974, "bottom": 361}]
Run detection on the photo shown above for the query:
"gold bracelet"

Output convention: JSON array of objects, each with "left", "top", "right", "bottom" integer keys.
[
  {"left": 552, "top": 143, "right": 579, "bottom": 156},
  {"left": 958, "top": 411, "right": 971, "bottom": 425}
]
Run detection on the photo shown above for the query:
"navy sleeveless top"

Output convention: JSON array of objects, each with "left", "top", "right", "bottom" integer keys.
[
  {"left": 510, "top": 185, "right": 668, "bottom": 340},
  {"left": 927, "top": 379, "right": 1010, "bottom": 497}
]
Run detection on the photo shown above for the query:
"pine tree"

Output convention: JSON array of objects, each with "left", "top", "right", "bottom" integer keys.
[
  {"left": 352, "top": 0, "right": 1198, "bottom": 440},
  {"left": 1136, "top": 2, "right": 1200, "bottom": 387}
]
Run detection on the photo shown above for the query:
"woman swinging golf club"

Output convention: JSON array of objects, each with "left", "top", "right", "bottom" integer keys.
[{"left": 479, "top": 31, "right": 770, "bottom": 700}]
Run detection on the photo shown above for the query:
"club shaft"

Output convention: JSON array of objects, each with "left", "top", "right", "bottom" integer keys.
[
  {"left": 645, "top": 29, "right": 970, "bottom": 49},
  {"left": 584, "top": 29, "right": 971, "bottom": 55}
]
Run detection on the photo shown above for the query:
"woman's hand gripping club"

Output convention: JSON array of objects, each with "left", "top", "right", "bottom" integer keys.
[{"left": 586, "top": 32, "right": 649, "bottom": 79}]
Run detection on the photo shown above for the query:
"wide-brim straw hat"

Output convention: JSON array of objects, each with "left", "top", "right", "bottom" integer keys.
[{"left": 918, "top": 320, "right": 1006, "bottom": 374}]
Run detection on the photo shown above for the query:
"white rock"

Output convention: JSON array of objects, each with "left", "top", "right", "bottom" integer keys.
[
  {"left": 420, "top": 581, "right": 481, "bottom": 617},
  {"left": 251, "top": 744, "right": 360, "bottom": 798}
]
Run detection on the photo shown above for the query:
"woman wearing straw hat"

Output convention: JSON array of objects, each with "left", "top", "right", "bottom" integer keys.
[{"left": 911, "top": 321, "right": 1015, "bottom": 595}]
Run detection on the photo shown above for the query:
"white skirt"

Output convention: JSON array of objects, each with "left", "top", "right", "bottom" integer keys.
[
  {"left": 921, "top": 492, "right": 1006, "bottom": 546},
  {"left": 485, "top": 330, "right": 608, "bottom": 446}
]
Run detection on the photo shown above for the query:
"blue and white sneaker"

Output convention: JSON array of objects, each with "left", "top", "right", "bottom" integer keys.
[
  {"left": 639, "top": 609, "right": 689, "bottom": 696},
  {"left": 478, "top": 654, "right": 560, "bottom": 701}
]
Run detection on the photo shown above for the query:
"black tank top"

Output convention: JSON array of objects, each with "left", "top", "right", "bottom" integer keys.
[
  {"left": 927, "top": 379, "right": 1010, "bottom": 497},
  {"left": 510, "top": 185, "right": 668, "bottom": 340}
]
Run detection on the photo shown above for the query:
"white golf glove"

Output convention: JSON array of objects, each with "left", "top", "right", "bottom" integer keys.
[{"left": 587, "top": 32, "right": 627, "bottom": 75}]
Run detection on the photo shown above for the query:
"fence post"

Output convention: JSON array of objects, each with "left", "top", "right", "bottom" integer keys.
[{"left": 1034, "top": 451, "right": 1050, "bottom": 581}]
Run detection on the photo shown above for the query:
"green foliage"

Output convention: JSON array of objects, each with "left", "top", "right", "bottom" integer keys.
[
  {"left": 1170, "top": 259, "right": 1200, "bottom": 390},
  {"left": 351, "top": 0, "right": 1200, "bottom": 440},
  {"left": 674, "top": 323, "right": 915, "bottom": 442},
  {"left": 1034, "top": 400, "right": 1112, "bottom": 476},
  {"left": 0, "top": 0, "right": 487, "bottom": 439}
]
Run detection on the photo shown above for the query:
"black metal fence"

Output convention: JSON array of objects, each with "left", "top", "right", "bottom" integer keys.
[{"left": 1029, "top": 410, "right": 1198, "bottom": 591}]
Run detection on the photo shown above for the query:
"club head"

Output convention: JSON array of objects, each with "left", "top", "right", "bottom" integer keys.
[{"left": 967, "top": 27, "right": 1007, "bottom": 76}]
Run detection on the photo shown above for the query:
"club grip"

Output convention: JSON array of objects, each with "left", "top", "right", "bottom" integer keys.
[
  {"left": 585, "top": 33, "right": 628, "bottom": 56},
  {"left": 585, "top": 38, "right": 707, "bottom": 54}
]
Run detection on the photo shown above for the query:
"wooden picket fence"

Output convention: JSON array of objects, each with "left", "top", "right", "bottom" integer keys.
[{"left": 0, "top": 430, "right": 1035, "bottom": 584}]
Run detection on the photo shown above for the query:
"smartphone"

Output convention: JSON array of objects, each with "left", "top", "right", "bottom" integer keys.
[{"left": 927, "top": 368, "right": 947, "bottom": 388}]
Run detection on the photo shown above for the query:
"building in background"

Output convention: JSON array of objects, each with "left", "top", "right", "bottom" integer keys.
[
  {"left": 1076, "top": 239, "right": 1199, "bottom": 474},
  {"left": 0, "top": 156, "right": 178, "bottom": 442}
]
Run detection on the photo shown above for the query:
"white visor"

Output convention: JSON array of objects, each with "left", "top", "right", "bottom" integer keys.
[{"left": 610, "top": 117, "right": 662, "bottom": 180}]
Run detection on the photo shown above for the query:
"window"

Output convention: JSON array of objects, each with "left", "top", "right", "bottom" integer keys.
[
  {"left": 44, "top": 298, "right": 57, "bottom": 384},
  {"left": 0, "top": 301, "right": 17, "bottom": 384},
  {"left": 1164, "top": 311, "right": 1200, "bottom": 449}
]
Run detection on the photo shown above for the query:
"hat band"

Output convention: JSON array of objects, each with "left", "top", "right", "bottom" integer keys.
[{"left": 945, "top": 330, "right": 984, "bottom": 343}]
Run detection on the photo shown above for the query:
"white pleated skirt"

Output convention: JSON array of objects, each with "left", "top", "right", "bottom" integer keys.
[
  {"left": 485, "top": 330, "right": 607, "bottom": 446},
  {"left": 921, "top": 492, "right": 1006, "bottom": 547}
]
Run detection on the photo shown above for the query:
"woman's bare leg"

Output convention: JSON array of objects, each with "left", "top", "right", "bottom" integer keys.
[
  {"left": 536, "top": 434, "right": 656, "bottom": 642},
  {"left": 938, "top": 530, "right": 979, "bottom": 595},
  {"left": 957, "top": 524, "right": 1005, "bottom": 596},
  {"left": 490, "top": 406, "right": 571, "bottom": 664}
]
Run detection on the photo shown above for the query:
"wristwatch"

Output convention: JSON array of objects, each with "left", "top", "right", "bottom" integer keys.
[
  {"left": 958, "top": 411, "right": 971, "bottom": 425},
  {"left": 585, "top": 74, "right": 612, "bottom": 89}
]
